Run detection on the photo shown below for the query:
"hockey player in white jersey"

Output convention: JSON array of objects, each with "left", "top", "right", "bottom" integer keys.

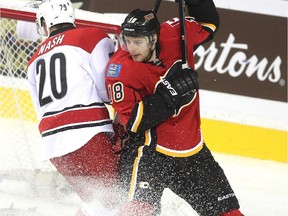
[{"left": 27, "top": 0, "right": 119, "bottom": 215}]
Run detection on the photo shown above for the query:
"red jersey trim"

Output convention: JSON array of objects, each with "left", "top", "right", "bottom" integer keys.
[{"left": 39, "top": 105, "right": 111, "bottom": 136}]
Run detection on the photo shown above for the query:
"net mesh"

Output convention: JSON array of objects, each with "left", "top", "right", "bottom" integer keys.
[{"left": 0, "top": 0, "right": 120, "bottom": 200}]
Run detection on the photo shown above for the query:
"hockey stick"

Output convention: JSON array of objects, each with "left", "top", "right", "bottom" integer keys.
[
  {"left": 152, "top": 0, "right": 162, "bottom": 13},
  {"left": 178, "top": 0, "right": 189, "bottom": 69}
]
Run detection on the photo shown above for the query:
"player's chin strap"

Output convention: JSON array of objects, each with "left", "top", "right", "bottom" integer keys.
[
  {"left": 144, "top": 35, "right": 157, "bottom": 63},
  {"left": 149, "top": 40, "right": 164, "bottom": 67},
  {"left": 146, "top": 0, "right": 162, "bottom": 64},
  {"left": 146, "top": 48, "right": 156, "bottom": 63}
]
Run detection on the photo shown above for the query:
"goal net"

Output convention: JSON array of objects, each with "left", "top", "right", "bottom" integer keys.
[{"left": 0, "top": 0, "right": 121, "bottom": 202}]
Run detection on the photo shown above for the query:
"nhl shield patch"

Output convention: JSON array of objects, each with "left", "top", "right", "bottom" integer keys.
[{"left": 107, "top": 64, "right": 122, "bottom": 77}]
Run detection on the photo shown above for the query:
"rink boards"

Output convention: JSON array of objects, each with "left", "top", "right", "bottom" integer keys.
[{"left": 1, "top": 82, "right": 287, "bottom": 162}]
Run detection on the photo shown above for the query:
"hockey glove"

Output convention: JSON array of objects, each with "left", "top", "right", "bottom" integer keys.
[
  {"left": 156, "top": 68, "right": 199, "bottom": 108},
  {"left": 112, "top": 123, "right": 129, "bottom": 154}
]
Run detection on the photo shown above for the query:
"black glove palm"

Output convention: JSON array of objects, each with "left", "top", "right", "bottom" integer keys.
[{"left": 156, "top": 67, "right": 199, "bottom": 108}]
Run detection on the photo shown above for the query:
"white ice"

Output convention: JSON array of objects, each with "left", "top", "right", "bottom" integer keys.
[{"left": 0, "top": 152, "right": 287, "bottom": 216}]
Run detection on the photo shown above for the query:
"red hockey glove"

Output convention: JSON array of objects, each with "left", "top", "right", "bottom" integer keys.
[{"left": 112, "top": 123, "right": 129, "bottom": 154}]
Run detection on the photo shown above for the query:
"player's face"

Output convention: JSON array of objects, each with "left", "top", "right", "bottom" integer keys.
[{"left": 124, "top": 36, "right": 152, "bottom": 62}]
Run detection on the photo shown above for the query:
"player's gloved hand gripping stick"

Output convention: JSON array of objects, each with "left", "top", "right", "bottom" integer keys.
[
  {"left": 156, "top": 0, "right": 200, "bottom": 108},
  {"left": 156, "top": 65, "right": 199, "bottom": 108}
]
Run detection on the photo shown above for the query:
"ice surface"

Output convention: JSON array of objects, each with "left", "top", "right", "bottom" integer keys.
[{"left": 0, "top": 152, "right": 287, "bottom": 216}]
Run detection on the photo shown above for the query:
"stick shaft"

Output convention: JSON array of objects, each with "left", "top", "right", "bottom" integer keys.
[
  {"left": 152, "top": 0, "right": 162, "bottom": 13},
  {"left": 178, "top": 0, "right": 189, "bottom": 68}
]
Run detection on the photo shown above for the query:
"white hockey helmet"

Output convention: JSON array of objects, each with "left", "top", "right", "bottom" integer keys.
[{"left": 36, "top": 0, "right": 75, "bottom": 36}]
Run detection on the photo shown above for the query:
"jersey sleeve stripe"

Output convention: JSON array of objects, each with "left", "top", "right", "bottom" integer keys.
[
  {"left": 41, "top": 120, "right": 112, "bottom": 137},
  {"left": 130, "top": 101, "right": 144, "bottom": 133},
  {"left": 42, "top": 102, "right": 106, "bottom": 117},
  {"left": 144, "top": 130, "right": 152, "bottom": 146},
  {"left": 39, "top": 106, "right": 111, "bottom": 135},
  {"left": 200, "top": 22, "right": 217, "bottom": 32}
]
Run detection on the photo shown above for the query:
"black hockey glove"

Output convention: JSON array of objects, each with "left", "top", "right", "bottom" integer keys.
[
  {"left": 175, "top": 0, "right": 203, "bottom": 6},
  {"left": 156, "top": 68, "right": 199, "bottom": 108}
]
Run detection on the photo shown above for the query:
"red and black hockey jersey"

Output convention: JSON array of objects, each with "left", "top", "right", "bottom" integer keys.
[{"left": 106, "top": 16, "right": 218, "bottom": 157}]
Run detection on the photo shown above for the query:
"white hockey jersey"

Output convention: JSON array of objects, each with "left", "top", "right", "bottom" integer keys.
[{"left": 27, "top": 27, "right": 115, "bottom": 161}]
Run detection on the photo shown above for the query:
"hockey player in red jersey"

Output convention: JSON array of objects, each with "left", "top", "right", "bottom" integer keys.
[
  {"left": 105, "top": 0, "right": 243, "bottom": 215},
  {"left": 27, "top": 0, "right": 119, "bottom": 215}
]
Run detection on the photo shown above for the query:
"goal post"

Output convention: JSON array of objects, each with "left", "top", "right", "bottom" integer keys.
[
  {"left": 1, "top": 7, "right": 121, "bottom": 33},
  {"left": 0, "top": 2, "right": 121, "bottom": 201}
]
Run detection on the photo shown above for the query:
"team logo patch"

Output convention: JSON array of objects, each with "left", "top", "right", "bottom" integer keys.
[{"left": 107, "top": 64, "right": 122, "bottom": 77}]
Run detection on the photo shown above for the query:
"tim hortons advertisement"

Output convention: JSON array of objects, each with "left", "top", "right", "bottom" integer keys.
[
  {"left": 197, "top": 9, "right": 287, "bottom": 103},
  {"left": 80, "top": 0, "right": 287, "bottom": 103}
]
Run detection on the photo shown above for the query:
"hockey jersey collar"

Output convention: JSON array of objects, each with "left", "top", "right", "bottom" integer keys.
[{"left": 49, "top": 25, "right": 76, "bottom": 37}]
